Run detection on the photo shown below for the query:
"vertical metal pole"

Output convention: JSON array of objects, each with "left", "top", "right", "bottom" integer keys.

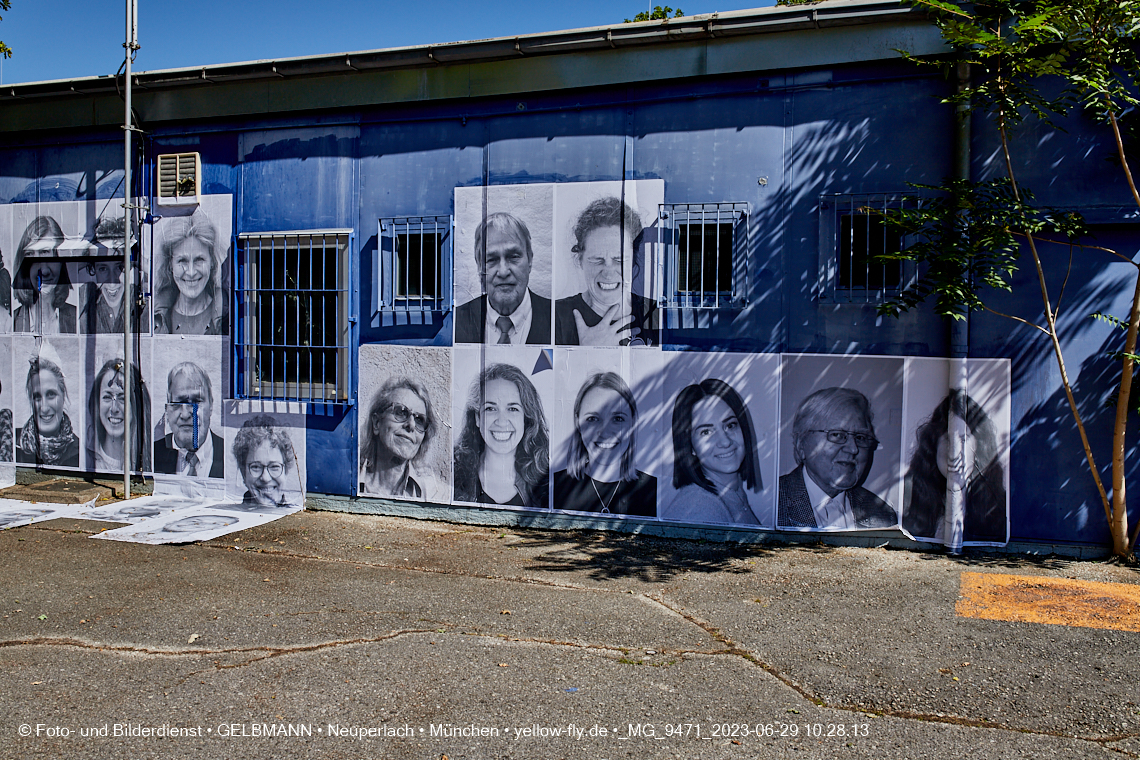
[{"left": 123, "top": 0, "right": 137, "bottom": 498}]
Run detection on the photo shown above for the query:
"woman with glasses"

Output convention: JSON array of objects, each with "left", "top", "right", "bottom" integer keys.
[
  {"left": 359, "top": 377, "right": 443, "bottom": 501},
  {"left": 153, "top": 210, "right": 228, "bottom": 335},
  {"left": 85, "top": 358, "right": 151, "bottom": 473},
  {"left": 662, "top": 378, "right": 762, "bottom": 525},
  {"left": 229, "top": 414, "right": 298, "bottom": 511}
]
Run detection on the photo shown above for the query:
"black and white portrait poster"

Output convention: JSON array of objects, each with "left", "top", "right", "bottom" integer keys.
[
  {"left": 222, "top": 401, "right": 307, "bottom": 513},
  {"left": 145, "top": 194, "right": 232, "bottom": 337},
  {"left": 11, "top": 335, "right": 84, "bottom": 470},
  {"left": 151, "top": 336, "right": 226, "bottom": 482},
  {"left": 0, "top": 336, "right": 13, "bottom": 486},
  {"left": 0, "top": 205, "right": 11, "bottom": 336},
  {"left": 902, "top": 358, "right": 1011, "bottom": 548},
  {"left": 92, "top": 507, "right": 281, "bottom": 545},
  {"left": 777, "top": 354, "right": 905, "bottom": 532},
  {"left": 72, "top": 494, "right": 221, "bottom": 524},
  {"left": 550, "top": 347, "right": 663, "bottom": 518},
  {"left": 658, "top": 351, "right": 779, "bottom": 527},
  {"left": 453, "top": 185, "right": 554, "bottom": 345},
  {"left": 0, "top": 500, "right": 90, "bottom": 530},
  {"left": 451, "top": 345, "right": 555, "bottom": 510},
  {"left": 81, "top": 335, "right": 153, "bottom": 474},
  {"left": 358, "top": 344, "right": 451, "bottom": 502},
  {"left": 551, "top": 180, "right": 664, "bottom": 347}
]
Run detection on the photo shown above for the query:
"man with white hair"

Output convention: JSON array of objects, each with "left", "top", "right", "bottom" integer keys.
[
  {"left": 154, "top": 361, "right": 224, "bottom": 478},
  {"left": 778, "top": 387, "right": 896, "bottom": 529}
]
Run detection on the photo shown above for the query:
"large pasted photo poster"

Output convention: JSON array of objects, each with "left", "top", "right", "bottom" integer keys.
[
  {"left": 550, "top": 348, "right": 663, "bottom": 518},
  {"left": 901, "top": 358, "right": 1012, "bottom": 547},
  {"left": 452, "top": 346, "right": 555, "bottom": 510},
  {"left": 658, "top": 351, "right": 780, "bottom": 528},
  {"left": 453, "top": 185, "right": 555, "bottom": 345},
  {"left": 81, "top": 335, "right": 153, "bottom": 475},
  {"left": 151, "top": 337, "right": 226, "bottom": 482},
  {"left": 358, "top": 344, "right": 451, "bottom": 502},
  {"left": 778, "top": 355, "right": 905, "bottom": 532},
  {"left": 552, "top": 180, "right": 664, "bottom": 347},
  {"left": 0, "top": 336, "right": 13, "bottom": 487},
  {"left": 222, "top": 401, "right": 307, "bottom": 514},
  {"left": 145, "top": 195, "right": 232, "bottom": 337},
  {"left": 12, "top": 336, "right": 84, "bottom": 471},
  {"left": 92, "top": 507, "right": 283, "bottom": 545}
]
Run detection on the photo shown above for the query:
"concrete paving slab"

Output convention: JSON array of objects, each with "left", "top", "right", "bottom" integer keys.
[
  {"left": 659, "top": 545, "right": 1140, "bottom": 740},
  {"left": 0, "top": 636, "right": 1112, "bottom": 760},
  {"left": 1, "top": 479, "right": 108, "bottom": 504}
]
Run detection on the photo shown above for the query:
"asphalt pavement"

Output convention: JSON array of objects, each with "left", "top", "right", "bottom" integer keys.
[{"left": 1, "top": 507, "right": 1138, "bottom": 760}]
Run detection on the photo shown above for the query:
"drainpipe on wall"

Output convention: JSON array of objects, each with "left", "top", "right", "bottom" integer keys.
[
  {"left": 943, "top": 61, "right": 972, "bottom": 552},
  {"left": 122, "top": 0, "right": 138, "bottom": 499}
]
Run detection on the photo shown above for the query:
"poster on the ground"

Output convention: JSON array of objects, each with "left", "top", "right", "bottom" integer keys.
[{"left": 91, "top": 506, "right": 281, "bottom": 544}]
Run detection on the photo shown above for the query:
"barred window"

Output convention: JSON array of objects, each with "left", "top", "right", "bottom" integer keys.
[
  {"left": 819, "top": 193, "right": 914, "bottom": 302},
  {"left": 377, "top": 215, "right": 452, "bottom": 313},
  {"left": 235, "top": 230, "right": 351, "bottom": 402},
  {"left": 660, "top": 202, "right": 749, "bottom": 308}
]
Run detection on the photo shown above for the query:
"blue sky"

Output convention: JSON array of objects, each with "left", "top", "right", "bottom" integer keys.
[{"left": 0, "top": 0, "right": 776, "bottom": 85}]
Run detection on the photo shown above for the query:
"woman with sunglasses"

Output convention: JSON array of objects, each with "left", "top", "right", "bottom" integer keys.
[
  {"left": 359, "top": 377, "right": 443, "bottom": 501},
  {"left": 230, "top": 414, "right": 299, "bottom": 511}
]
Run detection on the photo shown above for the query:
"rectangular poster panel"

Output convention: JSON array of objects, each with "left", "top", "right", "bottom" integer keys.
[
  {"left": 453, "top": 184, "right": 555, "bottom": 345},
  {"left": 151, "top": 336, "right": 226, "bottom": 481},
  {"left": 221, "top": 400, "right": 306, "bottom": 514},
  {"left": 358, "top": 344, "right": 451, "bottom": 502},
  {"left": 777, "top": 354, "right": 905, "bottom": 531},
  {"left": 550, "top": 347, "right": 663, "bottom": 517},
  {"left": 452, "top": 345, "right": 555, "bottom": 509},
  {"left": 658, "top": 351, "right": 780, "bottom": 527},
  {"left": 11, "top": 335, "right": 84, "bottom": 470},
  {"left": 91, "top": 507, "right": 282, "bottom": 545},
  {"left": 72, "top": 494, "right": 224, "bottom": 524},
  {"left": 901, "top": 358, "right": 1012, "bottom": 547},
  {"left": 551, "top": 180, "right": 664, "bottom": 347},
  {"left": 0, "top": 498, "right": 96, "bottom": 529},
  {"left": 0, "top": 336, "right": 13, "bottom": 487},
  {"left": 80, "top": 335, "right": 153, "bottom": 474}
]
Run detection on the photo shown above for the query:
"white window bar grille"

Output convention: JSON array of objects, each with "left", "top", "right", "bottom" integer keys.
[
  {"left": 819, "top": 193, "right": 915, "bottom": 303},
  {"left": 659, "top": 202, "right": 749, "bottom": 308},
  {"left": 377, "top": 215, "right": 452, "bottom": 313},
  {"left": 235, "top": 230, "right": 351, "bottom": 402}
]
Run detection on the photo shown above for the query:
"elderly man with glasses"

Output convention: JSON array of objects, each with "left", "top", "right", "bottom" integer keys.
[
  {"left": 778, "top": 387, "right": 897, "bottom": 530},
  {"left": 155, "top": 361, "right": 224, "bottom": 478},
  {"left": 359, "top": 377, "right": 443, "bottom": 501}
]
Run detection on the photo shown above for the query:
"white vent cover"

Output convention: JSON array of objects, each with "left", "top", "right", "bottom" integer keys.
[{"left": 157, "top": 152, "right": 201, "bottom": 203}]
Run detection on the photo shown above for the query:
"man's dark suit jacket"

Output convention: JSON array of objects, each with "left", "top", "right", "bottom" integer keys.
[
  {"left": 453, "top": 291, "right": 552, "bottom": 344},
  {"left": 777, "top": 464, "right": 897, "bottom": 529},
  {"left": 153, "top": 431, "right": 225, "bottom": 479}
]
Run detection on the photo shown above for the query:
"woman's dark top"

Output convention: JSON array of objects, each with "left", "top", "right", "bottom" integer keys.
[
  {"left": 554, "top": 293, "right": 660, "bottom": 346},
  {"left": 552, "top": 469, "right": 657, "bottom": 517},
  {"left": 476, "top": 473, "right": 550, "bottom": 509}
]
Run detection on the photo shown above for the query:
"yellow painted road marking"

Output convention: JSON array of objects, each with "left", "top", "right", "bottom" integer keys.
[{"left": 956, "top": 572, "right": 1140, "bottom": 632}]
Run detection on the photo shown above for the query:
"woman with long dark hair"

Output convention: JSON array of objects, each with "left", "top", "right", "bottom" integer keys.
[
  {"left": 85, "top": 359, "right": 152, "bottom": 473},
  {"left": 12, "top": 216, "right": 76, "bottom": 334},
  {"left": 453, "top": 363, "right": 549, "bottom": 508},
  {"left": 903, "top": 389, "right": 1007, "bottom": 543},
  {"left": 553, "top": 371, "right": 656, "bottom": 516},
  {"left": 662, "top": 378, "right": 763, "bottom": 525}
]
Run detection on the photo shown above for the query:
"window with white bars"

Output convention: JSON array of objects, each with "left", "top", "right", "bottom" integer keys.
[
  {"left": 377, "top": 216, "right": 452, "bottom": 313},
  {"left": 156, "top": 152, "right": 201, "bottom": 203},
  {"left": 659, "top": 202, "right": 749, "bottom": 308},
  {"left": 819, "top": 193, "right": 915, "bottom": 302},
  {"left": 235, "top": 230, "right": 351, "bottom": 402}
]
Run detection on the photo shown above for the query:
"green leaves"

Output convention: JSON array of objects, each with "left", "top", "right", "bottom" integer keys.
[{"left": 624, "top": 5, "right": 684, "bottom": 22}]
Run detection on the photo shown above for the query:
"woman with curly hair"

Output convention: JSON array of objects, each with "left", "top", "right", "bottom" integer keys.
[
  {"left": 85, "top": 359, "right": 151, "bottom": 473},
  {"left": 453, "top": 363, "right": 549, "bottom": 508},
  {"left": 229, "top": 414, "right": 299, "bottom": 511},
  {"left": 903, "top": 389, "right": 1007, "bottom": 543},
  {"left": 12, "top": 216, "right": 76, "bottom": 334}
]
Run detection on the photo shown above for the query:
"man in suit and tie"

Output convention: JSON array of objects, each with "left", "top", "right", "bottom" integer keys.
[
  {"left": 778, "top": 387, "right": 896, "bottom": 530},
  {"left": 153, "top": 361, "right": 225, "bottom": 478},
  {"left": 453, "top": 212, "right": 551, "bottom": 344}
]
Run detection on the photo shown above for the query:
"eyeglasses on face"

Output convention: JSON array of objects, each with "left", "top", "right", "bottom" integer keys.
[
  {"left": 382, "top": 403, "right": 428, "bottom": 433},
  {"left": 809, "top": 429, "right": 880, "bottom": 450},
  {"left": 166, "top": 402, "right": 201, "bottom": 414},
  {"left": 246, "top": 462, "right": 284, "bottom": 477}
]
